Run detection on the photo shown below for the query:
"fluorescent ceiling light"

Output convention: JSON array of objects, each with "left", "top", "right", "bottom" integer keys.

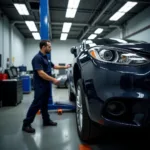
[
  {"left": 118, "top": 1, "right": 138, "bottom": 13},
  {"left": 109, "top": 1, "right": 138, "bottom": 21},
  {"left": 14, "top": 3, "right": 29, "bottom": 15},
  {"left": 66, "top": 0, "right": 81, "bottom": 18},
  {"left": 60, "top": 33, "right": 68, "bottom": 41},
  {"left": 62, "top": 22, "right": 72, "bottom": 33},
  {"left": 25, "top": 21, "right": 37, "bottom": 32},
  {"left": 109, "top": 12, "right": 125, "bottom": 21},
  {"left": 94, "top": 28, "right": 103, "bottom": 34},
  {"left": 67, "top": 0, "right": 80, "bottom": 9},
  {"left": 88, "top": 34, "right": 97, "bottom": 40},
  {"left": 66, "top": 8, "right": 77, "bottom": 18},
  {"left": 32, "top": 33, "right": 41, "bottom": 40}
]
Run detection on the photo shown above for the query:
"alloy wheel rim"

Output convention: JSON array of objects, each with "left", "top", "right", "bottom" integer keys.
[{"left": 76, "top": 86, "right": 83, "bottom": 132}]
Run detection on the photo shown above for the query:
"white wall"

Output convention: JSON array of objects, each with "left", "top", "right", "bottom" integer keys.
[
  {"left": 0, "top": 15, "right": 9, "bottom": 70},
  {"left": 105, "top": 28, "right": 120, "bottom": 39},
  {"left": 128, "top": 29, "right": 150, "bottom": 42},
  {"left": 105, "top": 6, "right": 150, "bottom": 42},
  {"left": 12, "top": 27, "right": 25, "bottom": 66},
  {"left": 51, "top": 39, "right": 79, "bottom": 64},
  {"left": 126, "top": 6, "right": 150, "bottom": 39},
  {"left": 24, "top": 39, "right": 39, "bottom": 71},
  {"left": 3, "top": 16, "right": 9, "bottom": 68},
  {"left": 0, "top": 12, "right": 25, "bottom": 71},
  {"left": 25, "top": 39, "right": 80, "bottom": 70},
  {"left": 0, "top": 15, "right": 3, "bottom": 69}
]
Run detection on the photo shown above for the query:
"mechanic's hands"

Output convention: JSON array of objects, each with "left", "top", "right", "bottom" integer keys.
[
  {"left": 52, "top": 78, "right": 60, "bottom": 85},
  {"left": 65, "top": 64, "right": 71, "bottom": 69}
]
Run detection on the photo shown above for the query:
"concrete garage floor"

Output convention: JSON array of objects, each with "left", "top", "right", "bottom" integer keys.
[{"left": 0, "top": 86, "right": 150, "bottom": 150}]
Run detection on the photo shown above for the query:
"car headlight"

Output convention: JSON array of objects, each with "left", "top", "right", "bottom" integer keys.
[
  {"left": 89, "top": 46, "right": 149, "bottom": 65},
  {"left": 57, "top": 77, "right": 62, "bottom": 80},
  {"left": 57, "top": 76, "right": 67, "bottom": 80}
]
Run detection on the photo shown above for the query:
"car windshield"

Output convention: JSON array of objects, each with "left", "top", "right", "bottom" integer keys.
[{"left": 85, "top": 38, "right": 147, "bottom": 49}]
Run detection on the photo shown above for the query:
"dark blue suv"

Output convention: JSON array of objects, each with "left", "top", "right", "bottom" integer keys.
[{"left": 67, "top": 38, "right": 150, "bottom": 141}]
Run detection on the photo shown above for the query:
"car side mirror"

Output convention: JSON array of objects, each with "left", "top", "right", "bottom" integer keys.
[{"left": 70, "top": 47, "right": 77, "bottom": 57}]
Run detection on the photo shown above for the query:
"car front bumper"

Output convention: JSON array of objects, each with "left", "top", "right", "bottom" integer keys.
[{"left": 82, "top": 61, "right": 150, "bottom": 127}]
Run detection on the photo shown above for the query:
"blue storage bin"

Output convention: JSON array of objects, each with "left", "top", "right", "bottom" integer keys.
[{"left": 20, "top": 75, "right": 31, "bottom": 93}]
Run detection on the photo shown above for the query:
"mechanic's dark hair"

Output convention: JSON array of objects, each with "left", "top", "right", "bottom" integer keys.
[{"left": 39, "top": 40, "right": 51, "bottom": 49}]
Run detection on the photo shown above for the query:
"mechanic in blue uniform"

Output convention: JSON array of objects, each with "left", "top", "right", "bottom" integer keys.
[{"left": 22, "top": 40, "right": 70, "bottom": 133}]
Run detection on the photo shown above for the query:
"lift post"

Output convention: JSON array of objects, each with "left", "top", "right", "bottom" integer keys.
[{"left": 39, "top": 0, "right": 75, "bottom": 111}]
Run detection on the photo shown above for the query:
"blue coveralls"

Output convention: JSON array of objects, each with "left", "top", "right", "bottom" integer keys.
[{"left": 23, "top": 51, "right": 54, "bottom": 125}]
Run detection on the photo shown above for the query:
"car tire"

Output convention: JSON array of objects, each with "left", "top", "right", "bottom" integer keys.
[
  {"left": 68, "top": 82, "right": 76, "bottom": 101},
  {"left": 76, "top": 79, "right": 100, "bottom": 142},
  {"left": 69, "top": 92, "right": 76, "bottom": 101},
  {"left": 65, "top": 81, "right": 68, "bottom": 88}
]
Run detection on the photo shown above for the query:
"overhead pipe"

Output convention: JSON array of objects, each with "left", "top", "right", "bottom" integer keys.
[
  {"left": 12, "top": 21, "right": 90, "bottom": 27},
  {"left": 51, "top": 22, "right": 88, "bottom": 27},
  {"left": 51, "top": 22, "right": 112, "bottom": 29},
  {"left": 79, "top": 0, "right": 115, "bottom": 41}
]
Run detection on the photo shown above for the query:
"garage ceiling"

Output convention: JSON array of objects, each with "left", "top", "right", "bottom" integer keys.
[{"left": 0, "top": 0, "right": 149, "bottom": 40}]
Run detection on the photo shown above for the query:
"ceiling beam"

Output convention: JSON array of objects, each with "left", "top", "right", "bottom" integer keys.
[
  {"left": 31, "top": 7, "right": 100, "bottom": 14},
  {"left": 79, "top": 0, "right": 115, "bottom": 41},
  {"left": 11, "top": 20, "right": 112, "bottom": 29}
]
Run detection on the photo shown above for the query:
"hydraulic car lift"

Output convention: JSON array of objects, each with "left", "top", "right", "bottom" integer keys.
[{"left": 39, "top": 0, "right": 76, "bottom": 112}]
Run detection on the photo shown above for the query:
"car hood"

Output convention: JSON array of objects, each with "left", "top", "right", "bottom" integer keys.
[{"left": 110, "top": 43, "right": 150, "bottom": 54}]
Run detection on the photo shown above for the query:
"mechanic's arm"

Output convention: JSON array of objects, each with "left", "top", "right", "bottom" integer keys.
[
  {"left": 54, "top": 65, "right": 70, "bottom": 70},
  {"left": 37, "top": 70, "right": 59, "bottom": 85}
]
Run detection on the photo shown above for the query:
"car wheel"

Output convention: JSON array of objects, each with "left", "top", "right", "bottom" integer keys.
[
  {"left": 65, "top": 81, "right": 68, "bottom": 88},
  {"left": 76, "top": 79, "right": 100, "bottom": 142}
]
